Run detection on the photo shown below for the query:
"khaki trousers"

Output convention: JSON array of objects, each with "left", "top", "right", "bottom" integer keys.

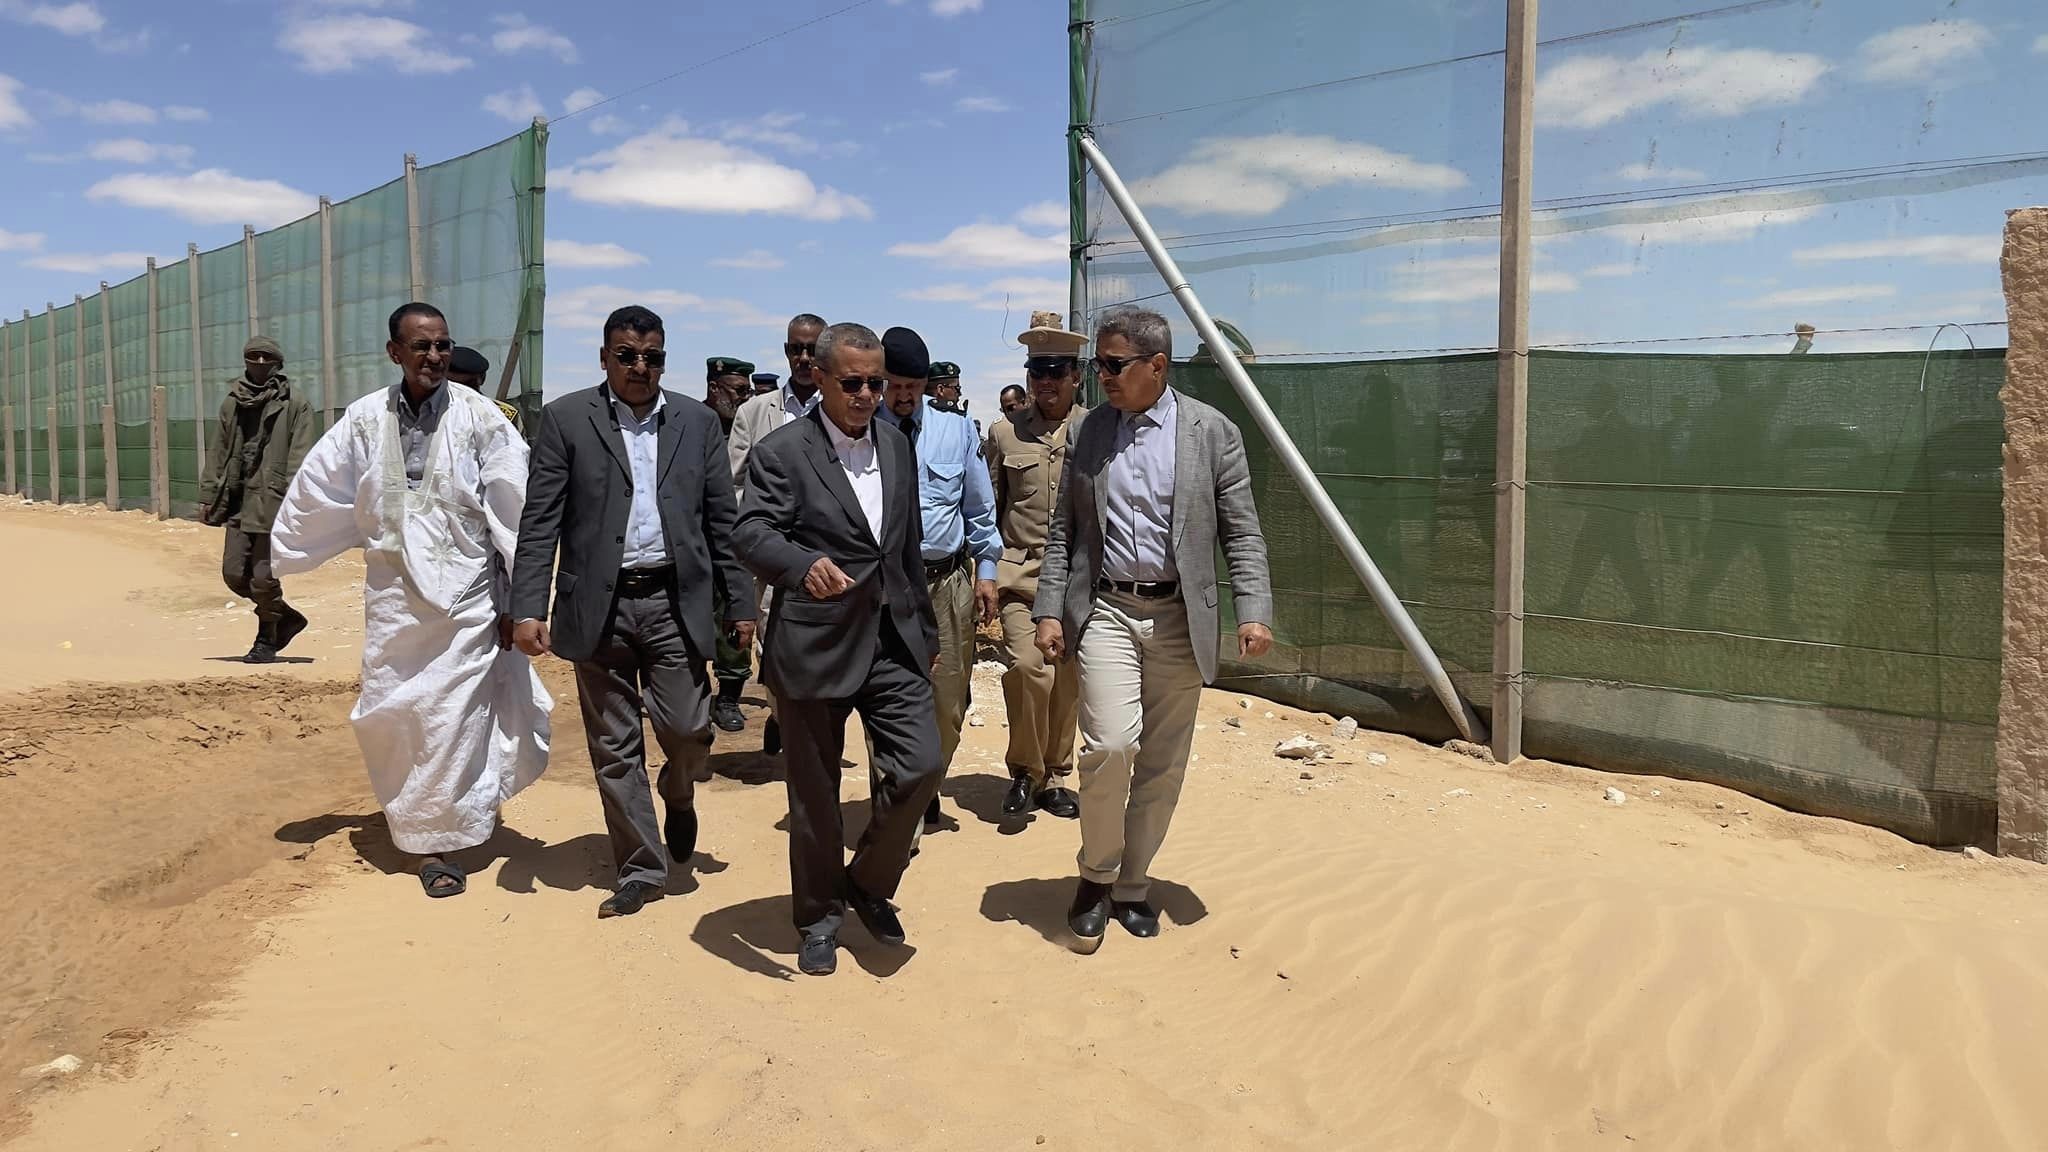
[
  {"left": 1074, "top": 590, "right": 1205, "bottom": 902},
  {"left": 999, "top": 597, "right": 1078, "bottom": 785}
]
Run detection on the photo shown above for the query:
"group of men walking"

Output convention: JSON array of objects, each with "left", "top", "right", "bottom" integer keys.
[{"left": 205, "top": 295, "right": 1272, "bottom": 975}]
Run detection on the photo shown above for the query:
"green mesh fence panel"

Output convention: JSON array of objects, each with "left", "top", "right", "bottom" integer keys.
[{"left": 4, "top": 125, "right": 545, "bottom": 516}]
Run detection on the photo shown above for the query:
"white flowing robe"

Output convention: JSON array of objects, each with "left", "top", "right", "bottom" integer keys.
[{"left": 271, "top": 384, "right": 552, "bottom": 854}]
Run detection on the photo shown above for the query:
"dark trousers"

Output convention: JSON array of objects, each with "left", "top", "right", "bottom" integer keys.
[
  {"left": 712, "top": 580, "right": 751, "bottom": 688},
  {"left": 222, "top": 529, "right": 289, "bottom": 637},
  {"left": 778, "top": 618, "right": 943, "bottom": 938},
  {"left": 573, "top": 585, "right": 714, "bottom": 890}
]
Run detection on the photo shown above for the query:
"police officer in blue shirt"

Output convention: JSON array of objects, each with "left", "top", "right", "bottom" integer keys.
[{"left": 879, "top": 326, "right": 1001, "bottom": 835}]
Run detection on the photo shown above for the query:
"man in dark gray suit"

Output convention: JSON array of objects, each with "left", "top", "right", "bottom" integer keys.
[
  {"left": 732, "top": 322, "right": 942, "bottom": 977},
  {"left": 512, "top": 304, "right": 756, "bottom": 919},
  {"left": 1034, "top": 305, "right": 1274, "bottom": 954}
]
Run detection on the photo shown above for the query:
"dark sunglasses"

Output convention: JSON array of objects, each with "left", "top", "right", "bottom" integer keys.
[
  {"left": 1092, "top": 353, "right": 1150, "bottom": 377},
  {"left": 403, "top": 339, "right": 454, "bottom": 355},
  {"left": 1025, "top": 357, "right": 1076, "bottom": 378},
  {"left": 611, "top": 348, "right": 667, "bottom": 368},
  {"left": 784, "top": 341, "right": 817, "bottom": 359},
  {"left": 836, "top": 375, "right": 887, "bottom": 395}
]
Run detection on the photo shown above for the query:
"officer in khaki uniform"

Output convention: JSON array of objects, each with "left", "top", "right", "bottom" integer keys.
[{"left": 988, "top": 312, "right": 1089, "bottom": 819}]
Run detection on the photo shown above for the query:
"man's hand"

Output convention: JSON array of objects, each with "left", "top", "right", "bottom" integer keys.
[
  {"left": 731, "top": 619, "right": 757, "bottom": 652},
  {"left": 513, "top": 619, "right": 551, "bottom": 658},
  {"left": 1238, "top": 622, "right": 1274, "bottom": 659},
  {"left": 1035, "top": 618, "right": 1065, "bottom": 662},
  {"left": 803, "top": 556, "right": 856, "bottom": 599},
  {"left": 496, "top": 614, "right": 514, "bottom": 651},
  {"left": 974, "top": 578, "right": 999, "bottom": 624}
]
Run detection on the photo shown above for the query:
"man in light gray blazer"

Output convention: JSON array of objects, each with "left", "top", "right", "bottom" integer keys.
[{"left": 1034, "top": 305, "right": 1273, "bottom": 954}]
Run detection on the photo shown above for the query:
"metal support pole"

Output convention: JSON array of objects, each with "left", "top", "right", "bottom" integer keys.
[
  {"left": 73, "top": 293, "right": 86, "bottom": 501},
  {"left": 243, "top": 223, "right": 259, "bottom": 337},
  {"left": 318, "top": 195, "right": 338, "bottom": 424},
  {"left": 147, "top": 256, "right": 165, "bottom": 518},
  {"left": 1067, "top": 0, "right": 1091, "bottom": 336},
  {"left": 1492, "top": 0, "right": 1536, "bottom": 764},
  {"left": 1074, "top": 131, "right": 1486, "bottom": 744},
  {"left": 100, "top": 279, "right": 117, "bottom": 508},
  {"left": 404, "top": 152, "right": 425, "bottom": 302},
  {"left": 1, "top": 320, "right": 11, "bottom": 496},
  {"left": 188, "top": 243, "right": 205, "bottom": 485}
]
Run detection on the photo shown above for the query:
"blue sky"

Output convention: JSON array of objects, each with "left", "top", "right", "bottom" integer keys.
[
  {"left": 0, "top": 0, "right": 1068, "bottom": 416},
  {"left": 2, "top": 0, "right": 2046, "bottom": 421}
]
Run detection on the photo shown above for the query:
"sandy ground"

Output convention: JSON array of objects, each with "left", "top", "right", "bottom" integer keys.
[{"left": 6, "top": 495, "right": 2048, "bottom": 1150}]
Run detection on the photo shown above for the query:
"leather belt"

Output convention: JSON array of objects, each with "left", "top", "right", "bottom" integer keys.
[
  {"left": 1098, "top": 578, "right": 1178, "bottom": 599},
  {"left": 616, "top": 567, "right": 673, "bottom": 598},
  {"left": 923, "top": 548, "right": 968, "bottom": 583}
]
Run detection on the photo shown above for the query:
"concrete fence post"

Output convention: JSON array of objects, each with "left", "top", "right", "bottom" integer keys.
[
  {"left": 45, "top": 302, "right": 58, "bottom": 505},
  {"left": 101, "top": 402, "right": 118, "bottom": 511},
  {"left": 1, "top": 320, "right": 11, "bottom": 496},
  {"left": 404, "top": 152, "right": 425, "bottom": 302},
  {"left": 1998, "top": 207, "right": 2048, "bottom": 862},
  {"left": 150, "top": 386, "right": 168, "bottom": 520},
  {"left": 73, "top": 293, "right": 86, "bottom": 503}
]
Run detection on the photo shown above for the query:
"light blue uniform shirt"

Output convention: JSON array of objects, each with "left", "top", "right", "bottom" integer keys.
[
  {"left": 883, "top": 397, "right": 1001, "bottom": 580},
  {"left": 610, "top": 388, "right": 670, "bottom": 571},
  {"left": 1103, "top": 386, "right": 1179, "bottom": 582}
]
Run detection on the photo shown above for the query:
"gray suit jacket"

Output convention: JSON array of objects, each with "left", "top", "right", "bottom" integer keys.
[
  {"left": 511, "top": 384, "right": 754, "bottom": 666},
  {"left": 1033, "top": 388, "right": 1272, "bottom": 685}
]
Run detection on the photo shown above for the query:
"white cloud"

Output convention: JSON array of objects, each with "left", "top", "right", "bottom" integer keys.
[
  {"left": 1384, "top": 254, "right": 1577, "bottom": 304},
  {"left": 0, "top": 0, "right": 104, "bottom": 37},
  {"left": 1792, "top": 234, "right": 1999, "bottom": 266},
  {"left": 163, "top": 105, "right": 207, "bottom": 122},
  {"left": 88, "top": 138, "right": 194, "bottom": 166},
  {"left": 722, "top": 111, "right": 818, "bottom": 155},
  {"left": 1739, "top": 284, "right": 1899, "bottom": 309},
  {"left": 1014, "top": 201, "right": 1068, "bottom": 230},
  {"left": 80, "top": 98, "right": 156, "bottom": 124},
  {"left": 920, "top": 68, "right": 958, "bottom": 86},
  {"left": 1130, "top": 133, "right": 1468, "bottom": 218},
  {"left": 550, "top": 123, "right": 872, "bottom": 222},
  {"left": 0, "top": 227, "right": 45, "bottom": 251},
  {"left": 483, "top": 84, "right": 545, "bottom": 124},
  {"left": 588, "top": 113, "right": 629, "bottom": 135},
  {"left": 491, "top": 13, "right": 577, "bottom": 63},
  {"left": 23, "top": 250, "right": 153, "bottom": 274},
  {"left": 547, "top": 239, "right": 647, "bottom": 268},
  {"left": 1615, "top": 162, "right": 1705, "bottom": 184},
  {"left": 955, "top": 96, "right": 1008, "bottom": 113},
  {"left": 1857, "top": 20, "right": 1990, "bottom": 85},
  {"left": 889, "top": 222, "right": 1064, "bottom": 267},
  {"left": 563, "top": 87, "right": 604, "bottom": 115},
  {"left": 1583, "top": 262, "right": 1637, "bottom": 279},
  {"left": 1535, "top": 45, "right": 1828, "bottom": 129},
  {"left": 85, "top": 169, "right": 318, "bottom": 227},
  {"left": 0, "top": 73, "right": 28, "bottom": 132},
  {"left": 902, "top": 276, "right": 1069, "bottom": 312},
  {"left": 931, "top": 0, "right": 981, "bottom": 13},
  {"left": 2036, "top": 34, "right": 2048, "bottom": 55},
  {"left": 709, "top": 249, "right": 786, "bottom": 271},
  {"left": 279, "top": 14, "right": 472, "bottom": 74},
  {"left": 547, "top": 284, "right": 784, "bottom": 340}
]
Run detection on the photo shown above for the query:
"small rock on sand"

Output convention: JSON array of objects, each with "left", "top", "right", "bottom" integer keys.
[
  {"left": 1223, "top": 715, "right": 1242, "bottom": 729},
  {"left": 1603, "top": 787, "right": 1627, "bottom": 806},
  {"left": 20, "top": 1055, "right": 82, "bottom": 1079},
  {"left": 1443, "top": 739, "right": 1495, "bottom": 763},
  {"left": 1332, "top": 717, "right": 1359, "bottom": 741},
  {"left": 974, "top": 661, "right": 1006, "bottom": 676},
  {"left": 1367, "top": 751, "right": 1389, "bottom": 766},
  {"left": 1274, "top": 736, "right": 1329, "bottom": 760},
  {"left": 1238, "top": 698, "right": 1252, "bottom": 710},
  {"left": 1443, "top": 788, "right": 1471, "bottom": 798},
  {"left": 1962, "top": 846, "right": 1993, "bottom": 862},
  {"left": 966, "top": 714, "right": 985, "bottom": 728},
  {"left": 1263, "top": 711, "right": 1275, "bottom": 720}
]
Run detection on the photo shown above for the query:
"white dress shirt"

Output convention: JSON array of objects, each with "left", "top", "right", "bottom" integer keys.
[
  {"left": 611, "top": 388, "right": 670, "bottom": 570},
  {"left": 824, "top": 415, "right": 885, "bottom": 543}
]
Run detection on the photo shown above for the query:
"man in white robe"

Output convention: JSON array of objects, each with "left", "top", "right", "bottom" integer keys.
[{"left": 271, "top": 301, "right": 551, "bottom": 897}]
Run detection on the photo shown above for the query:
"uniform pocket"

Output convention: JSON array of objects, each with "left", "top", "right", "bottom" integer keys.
[{"left": 1003, "top": 455, "right": 1041, "bottom": 501}]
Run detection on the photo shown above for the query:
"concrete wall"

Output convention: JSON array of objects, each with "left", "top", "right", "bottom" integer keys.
[{"left": 1999, "top": 207, "right": 2048, "bottom": 862}]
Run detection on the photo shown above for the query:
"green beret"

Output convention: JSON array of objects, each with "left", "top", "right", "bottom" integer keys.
[
  {"left": 706, "top": 357, "right": 755, "bottom": 378},
  {"left": 926, "top": 361, "right": 961, "bottom": 381}
]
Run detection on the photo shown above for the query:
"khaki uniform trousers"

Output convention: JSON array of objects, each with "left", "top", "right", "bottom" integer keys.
[{"left": 999, "top": 596, "right": 1078, "bottom": 786}]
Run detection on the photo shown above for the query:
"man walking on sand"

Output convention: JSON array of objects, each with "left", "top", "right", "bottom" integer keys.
[
  {"left": 199, "top": 334, "right": 316, "bottom": 664},
  {"left": 512, "top": 307, "right": 756, "bottom": 919},
  {"left": 271, "top": 302, "right": 551, "bottom": 900},
  {"left": 1034, "top": 306, "right": 1273, "bottom": 953},
  {"left": 732, "top": 322, "right": 942, "bottom": 976}
]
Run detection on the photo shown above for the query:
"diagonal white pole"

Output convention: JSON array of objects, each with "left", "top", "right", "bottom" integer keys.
[{"left": 1075, "top": 131, "right": 1487, "bottom": 745}]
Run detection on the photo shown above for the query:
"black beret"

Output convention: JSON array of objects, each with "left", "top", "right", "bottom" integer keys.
[
  {"left": 449, "top": 346, "right": 490, "bottom": 376},
  {"left": 882, "top": 326, "right": 929, "bottom": 379}
]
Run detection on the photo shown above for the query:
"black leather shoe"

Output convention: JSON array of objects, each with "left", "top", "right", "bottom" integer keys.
[
  {"left": 798, "top": 933, "right": 838, "bottom": 976},
  {"left": 923, "top": 795, "right": 944, "bottom": 831},
  {"left": 1036, "top": 786, "right": 1080, "bottom": 820},
  {"left": 664, "top": 804, "right": 698, "bottom": 866},
  {"left": 598, "top": 880, "right": 663, "bottom": 919},
  {"left": 1113, "top": 899, "right": 1160, "bottom": 937},
  {"left": 243, "top": 640, "right": 278, "bottom": 665},
  {"left": 763, "top": 717, "right": 782, "bottom": 757},
  {"left": 1067, "top": 879, "right": 1111, "bottom": 954},
  {"left": 1001, "top": 776, "right": 1034, "bottom": 816},
  {"left": 847, "top": 883, "right": 906, "bottom": 946},
  {"left": 274, "top": 606, "right": 309, "bottom": 653},
  {"left": 712, "top": 698, "right": 745, "bottom": 733}
]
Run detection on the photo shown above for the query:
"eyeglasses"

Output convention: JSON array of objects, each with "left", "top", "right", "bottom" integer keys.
[
  {"left": 403, "top": 339, "right": 454, "bottom": 355},
  {"left": 1092, "top": 353, "right": 1150, "bottom": 378},
  {"left": 1025, "top": 357, "right": 1075, "bottom": 378},
  {"left": 836, "top": 376, "right": 887, "bottom": 395},
  {"left": 784, "top": 341, "right": 816, "bottom": 359},
  {"left": 610, "top": 348, "right": 667, "bottom": 368}
]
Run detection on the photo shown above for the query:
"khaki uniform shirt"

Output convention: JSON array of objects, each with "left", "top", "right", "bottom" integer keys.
[{"left": 988, "top": 402, "right": 1087, "bottom": 602}]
